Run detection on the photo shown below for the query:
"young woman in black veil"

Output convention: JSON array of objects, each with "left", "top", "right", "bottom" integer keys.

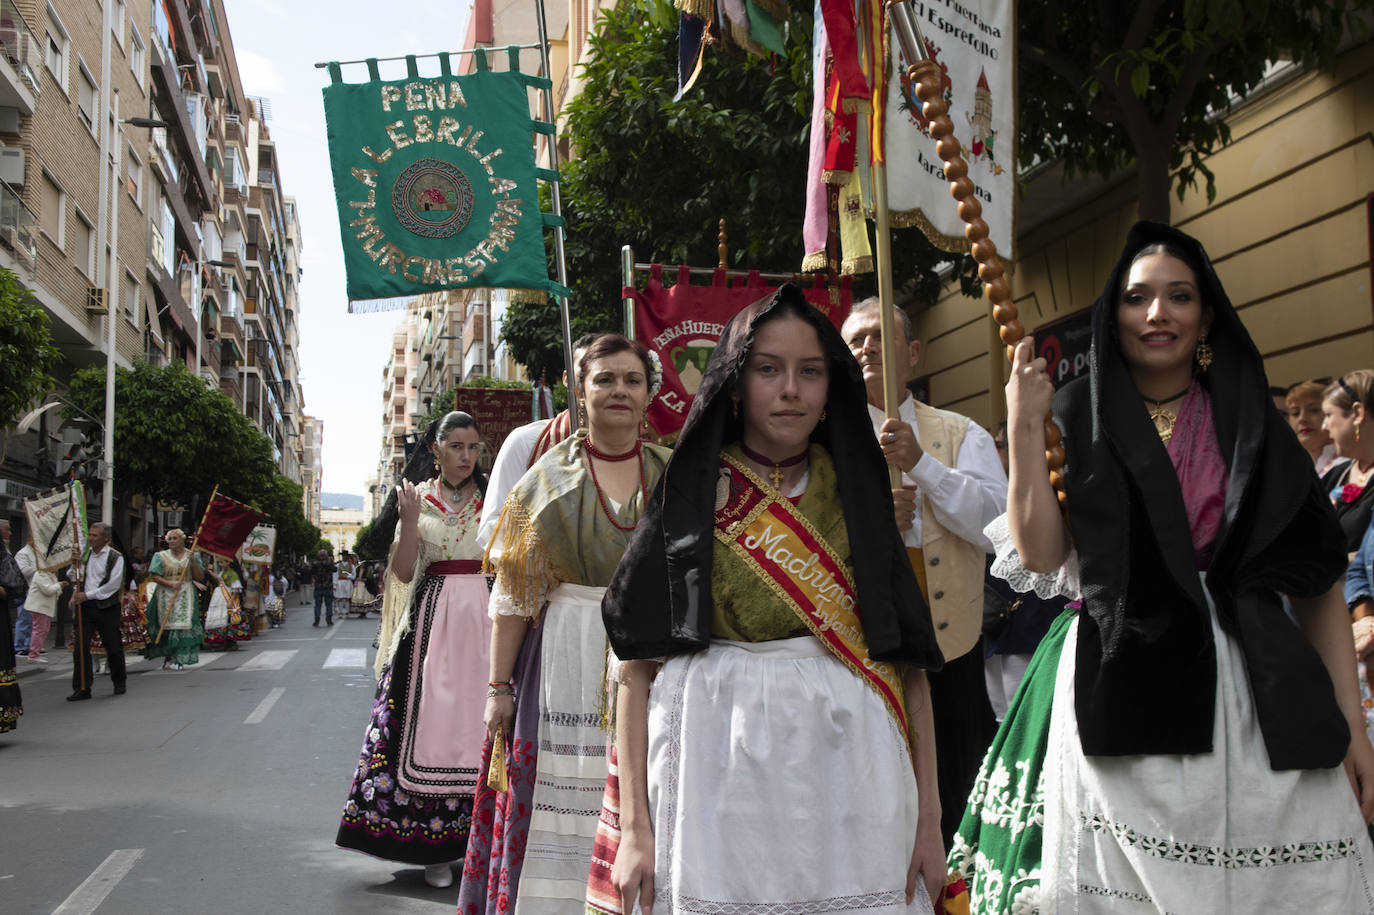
[{"left": 600, "top": 286, "right": 947, "bottom": 913}]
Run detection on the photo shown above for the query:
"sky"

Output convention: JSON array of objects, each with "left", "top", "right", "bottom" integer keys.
[{"left": 225, "top": 0, "right": 474, "bottom": 497}]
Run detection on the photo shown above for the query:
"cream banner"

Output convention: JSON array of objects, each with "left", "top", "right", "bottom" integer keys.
[{"left": 885, "top": 0, "right": 1014, "bottom": 257}]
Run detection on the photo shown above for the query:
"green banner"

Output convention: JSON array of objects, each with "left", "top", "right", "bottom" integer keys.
[{"left": 322, "top": 51, "right": 559, "bottom": 309}]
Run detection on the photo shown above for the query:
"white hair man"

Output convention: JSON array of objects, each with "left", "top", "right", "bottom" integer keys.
[{"left": 841, "top": 297, "right": 1008, "bottom": 845}]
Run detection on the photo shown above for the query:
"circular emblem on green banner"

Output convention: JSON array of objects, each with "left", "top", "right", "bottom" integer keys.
[{"left": 392, "top": 157, "right": 475, "bottom": 238}]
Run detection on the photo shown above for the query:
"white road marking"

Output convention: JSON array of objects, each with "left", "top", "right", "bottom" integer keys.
[
  {"left": 52, "top": 848, "right": 144, "bottom": 915},
  {"left": 323, "top": 648, "right": 367, "bottom": 669},
  {"left": 243, "top": 687, "right": 286, "bottom": 725},
  {"left": 237, "top": 650, "right": 298, "bottom": 671},
  {"left": 322, "top": 621, "right": 341, "bottom": 640}
]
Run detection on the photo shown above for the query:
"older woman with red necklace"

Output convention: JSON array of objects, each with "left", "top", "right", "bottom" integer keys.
[{"left": 459, "top": 334, "right": 670, "bottom": 915}]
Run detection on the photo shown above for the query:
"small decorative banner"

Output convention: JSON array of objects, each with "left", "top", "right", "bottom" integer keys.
[
  {"left": 194, "top": 488, "right": 267, "bottom": 560},
  {"left": 236, "top": 524, "right": 277, "bottom": 565},
  {"left": 322, "top": 49, "right": 564, "bottom": 310},
  {"left": 24, "top": 482, "right": 88, "bottom": 572}
]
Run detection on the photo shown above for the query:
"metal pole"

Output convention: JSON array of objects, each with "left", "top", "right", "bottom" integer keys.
[
  {"left": 312, "top": 44, "right": 544, "bottom": 70},
  {"left": 534, "top": 0, "right": 578, "bottom": 430},
  {"left": 621, "top": 245, "right": 635, "bottom": 338},
  {"left": 96, "top": 0, "right": 115, "bottom": 524}
]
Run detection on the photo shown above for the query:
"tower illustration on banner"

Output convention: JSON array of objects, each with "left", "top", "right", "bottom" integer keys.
[{"left": 899, "top": 48, "right": 1002, "bottom": 177}]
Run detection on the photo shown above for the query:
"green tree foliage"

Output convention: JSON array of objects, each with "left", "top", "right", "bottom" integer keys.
[
  {"left": 0, "top": 268, "right": 60, "bottom": 432},
  {"left": 1020, "top": 0, "right": 1373, "bottom": 222},
  {"left": 352, "top": 521, "right": 387, "bottom": 562},
  {"left": 67, "top": 360, "right": 321, "bottom": 559},
  {"left": 500, "top": 0, "right": 968, "bottom": 378}
]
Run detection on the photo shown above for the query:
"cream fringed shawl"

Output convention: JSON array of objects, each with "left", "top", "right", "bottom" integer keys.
[
  {"left": 484, "top": 431, "right": 671, "bottom": 619},
  {"left": 373, "top": 479, "right": 484, "bottom": 678}
]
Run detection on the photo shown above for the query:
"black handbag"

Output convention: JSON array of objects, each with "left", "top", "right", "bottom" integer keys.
[{"left": 982, "top": 578, "right": 1022, "bottom": 642}]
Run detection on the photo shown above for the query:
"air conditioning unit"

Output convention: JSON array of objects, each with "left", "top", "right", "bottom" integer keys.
[
  {"left": 86, "top": 286, "right": 109, "bottom": 314},
  {"left": 218, "top": 274, "right": 232, "bottom": 292},
  {"left": 0, "top": 146, "right": 24, "bottom": 185}
]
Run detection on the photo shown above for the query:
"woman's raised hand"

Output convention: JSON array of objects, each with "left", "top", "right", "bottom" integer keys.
[
  {"left": 1006, "top": 338, "right": 1054, "bottom": 428},
  {"left": 397, "top": 479, "right": 422, "bottom": 527}
]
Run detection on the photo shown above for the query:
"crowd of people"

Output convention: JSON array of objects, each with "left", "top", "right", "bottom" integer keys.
[
  {"left": 0, "top": 518, "right": 303, "bottom": 710},
  {"left": 325, "top": 221, "right": 1374, "bottom": 915},
  {"left": 4, "top": 220, "right": 1372, "bottom": 911}
]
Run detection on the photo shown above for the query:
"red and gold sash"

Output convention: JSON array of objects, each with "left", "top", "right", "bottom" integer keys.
[{"left": 714, "top": 453, "right": 908, "bottom": 737}]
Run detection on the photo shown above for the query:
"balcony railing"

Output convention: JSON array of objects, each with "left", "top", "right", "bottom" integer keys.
[
  {"left": 0, "top": 176, "right": 36, "bottom": 262},
  {"left": 0, "top": 0, "right": 41, "bottom": 103}
]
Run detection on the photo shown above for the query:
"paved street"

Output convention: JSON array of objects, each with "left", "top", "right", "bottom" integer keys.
[{"left": 0, "top": 592, "right": 460, "bottom": 914}]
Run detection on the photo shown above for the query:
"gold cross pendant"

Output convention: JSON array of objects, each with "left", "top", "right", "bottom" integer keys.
[{"left": 768, "top": 465, "right": 784, "bottom": 489}]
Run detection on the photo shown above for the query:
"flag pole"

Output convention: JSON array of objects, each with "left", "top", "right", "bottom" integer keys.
[
  {"left": 866, "top": 1, "right": 902, "bottom": 488},
  {"left": 534, "top": 0, "right": 579, "bottom": 431},
  {"left": 870, "top": 162, "right": 902, "bottom": 488},
  {"left": 190, "top": 484, "right": 219, "bottom": 555}
]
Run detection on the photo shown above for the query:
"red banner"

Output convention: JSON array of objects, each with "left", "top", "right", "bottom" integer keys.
[
  {"left": 633, "top": 266, "right": 852, "bottom": 438},
  {"left": 195, "top": 490, "right": 267, "bottom": 560},
  {"left": 454, "top": 387, "right": 533, "bottom": 463}
]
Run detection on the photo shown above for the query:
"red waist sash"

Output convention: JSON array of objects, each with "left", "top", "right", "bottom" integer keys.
[{"left": 425, "top": 560, "right": 483, "bottom": 576}]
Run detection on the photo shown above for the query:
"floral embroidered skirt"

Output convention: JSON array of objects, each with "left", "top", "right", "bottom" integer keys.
[
  {"left": 952, "top": 605, "right": 1374, "bottom": 913},
  {"left": 948, "top": 611, "right": 1065, "bottom": 912},
  {"left": 336, "top": 643, "right": 475, "bottom": 865},
  {"left": 458, "top": 618, "right": 546, "bottom": 915},
  {"left": 0, "top": 600, "right": 21, "bottom": 733}
]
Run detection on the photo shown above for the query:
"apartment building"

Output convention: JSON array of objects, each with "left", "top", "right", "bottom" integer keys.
[
  {"left": 301, "top": 414, "right": 323, "bottom": 527},
  {"left": 0, "top": 0, "right": 311, "bottom": 536},
  {"left": 376, "top": 308, "right": 421, "bottom": 491}
]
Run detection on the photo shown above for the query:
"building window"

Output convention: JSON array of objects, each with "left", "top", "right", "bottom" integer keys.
[
  {"left": 126, "top": 146, "right": 142, "bottom": 207},
  {"left": 129, "top": 26, "right": 144, "bottom": 87},
  {"left": 113, "top": 0, "right": 126, "bottom": 47},
  {"left": 72, "top": 209, "right": 93, "bottom": 278},
  {"left": 44, "top": 5, "right": 68, "bottom": 93},
  {"left": 39, "top": 171, "right": 63, "bottom": 245},
  {"left": 123, "top": 270, "right": 139, "bottom": 322},
  {"left": 76, "top": 59, "right": 96, "bottom": 132}
]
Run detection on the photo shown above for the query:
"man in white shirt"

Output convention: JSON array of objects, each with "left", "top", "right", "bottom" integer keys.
[
  {"left": 478, "top": 333, "right": 602, "bottom": 548},
  {"left": 841, "top": 298, "right": 1007, "bottom": 845},
  {"left": 69, "top": 522, "right": 127, "bottom": 700}
]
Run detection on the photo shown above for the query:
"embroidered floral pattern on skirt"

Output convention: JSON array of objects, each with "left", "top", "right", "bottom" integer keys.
[{"left": 337, "top": 664, "right": 474, "bottom": 865}]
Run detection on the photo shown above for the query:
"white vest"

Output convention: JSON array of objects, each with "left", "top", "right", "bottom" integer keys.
[{"left": 911, "top": 401, "right": 985, "bottom": 661}]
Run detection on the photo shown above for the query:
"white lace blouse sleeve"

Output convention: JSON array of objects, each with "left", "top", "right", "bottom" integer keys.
[
  {"left": 985, "top": 512, "right": 1082, "bottom": 601},
  {"left": 488, "top": 573, "right": 532, "bottom": 618}
]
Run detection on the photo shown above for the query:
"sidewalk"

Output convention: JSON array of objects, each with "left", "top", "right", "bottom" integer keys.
[{"left": 13, "top": 587, "right": 320, "bottom": 681}]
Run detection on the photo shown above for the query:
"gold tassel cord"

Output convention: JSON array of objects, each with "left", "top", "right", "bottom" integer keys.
[
  {"left": 488, "top": 729, "right": 510, "bottom": 792},
  {"left": 482, "top": 495, "right": 560, "bottom": 623}
]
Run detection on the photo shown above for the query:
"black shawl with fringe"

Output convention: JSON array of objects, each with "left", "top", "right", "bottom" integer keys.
[{"left": 602, "top": 284, "right": 943, "bottom": 671}]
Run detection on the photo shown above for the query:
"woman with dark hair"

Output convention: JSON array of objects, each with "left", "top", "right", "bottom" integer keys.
[
  {"left": 599, "top": 287, "right": 946, "bottom": 914},
  {"left": 952, "top": 223, "right": 1374, "bottom": 912},
  {"left": 459, "top": 334, "right": 670, "bottom": 915},
  {"left": 336, "top": 411, "right": 491, "bottom": 887},
  {"left": 1321, "top": 370, "right": 1374, "bottom": 552}
]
